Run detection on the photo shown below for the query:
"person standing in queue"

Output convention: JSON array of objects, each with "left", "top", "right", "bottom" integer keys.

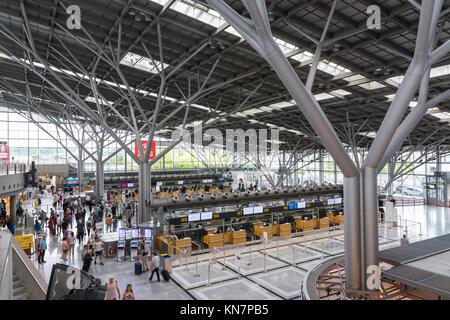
[{"left": 149, "top": 252, "right": 160, "bottom": 282}]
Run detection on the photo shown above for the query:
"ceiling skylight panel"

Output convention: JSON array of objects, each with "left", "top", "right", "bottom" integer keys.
[
  {"left": 314, "top": 93, "right": 334, "bottom": 101},
  {"left": 120, "top": 52, "right": 169, "bottom": 74},
  {"left": 358, "top": 81, "right": 386, "bottom": 90},
  {"left": 330, "top": 89, "right": 351, "bottom": 96},
  {"left": 430, "top": 64, "right": 450, "bottom": 78}
]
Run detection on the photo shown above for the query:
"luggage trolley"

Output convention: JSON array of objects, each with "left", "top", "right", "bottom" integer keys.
[
  {"left": 130, "top": 227, "right": 139, "bottom": 262},
  {"left": 117, "top": 228, "right": 126, "bottom": 262}
]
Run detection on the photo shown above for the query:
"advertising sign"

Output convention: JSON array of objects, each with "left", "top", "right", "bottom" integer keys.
[
  {"left": 134, "top": 140, "right": 156, "bottom": 160},
  {"left": 0, "top": 143, "right": 9, "bottom": 161},
  {"left": 15, "top": 234, "right": 34, "bottom": 250}
]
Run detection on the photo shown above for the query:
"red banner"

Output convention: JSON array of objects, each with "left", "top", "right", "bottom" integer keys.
[
  {"left": 0, "top": 145, "right": 9, "bottom": 161},
  {"left": 134, "top": 140, "right": 156, "bottom": 160}
]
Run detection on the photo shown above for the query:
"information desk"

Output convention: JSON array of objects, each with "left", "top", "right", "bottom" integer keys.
[
  {"left": 203, "top": 233, "right": 224, "bottom": 248},
  {"left": 274, "top": 223, "right": 291, "bottom": 237}
]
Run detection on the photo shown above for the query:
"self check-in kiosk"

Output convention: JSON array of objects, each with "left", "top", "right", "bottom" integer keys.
[
  {"left": 130, "top": 227, "right": 139, "bottom": 262},
  {"left": 145, "top": 228, "right": 153, "bottom": 262},
  {"left": 117, "top": 228, "right": 126, "bottom": 262}
]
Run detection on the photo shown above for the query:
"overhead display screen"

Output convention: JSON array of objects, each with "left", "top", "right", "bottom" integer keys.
[
  {"left": 201, "top": 211, "right": 213, "bottom": 220},
  {"left": 188, "top": 212, "right": 201, "bottom": 222},
  {"left": 288, "top": 202, "right": 297, "bottom": 210},
  {"left": 243, "top": 207, "right": 254, "bottom": 215},
  {"left": 118, "top": 228, "right": 126, "bottom": 240},
  {"left": 144, "top": 228, "right": 152, "bottom": 239},
  {"left": 253, "top": 206, "right": 264, "bottom": 214},
  {"left": 335, "top": 198, "right": 342, "bottom": 204},
  {"left": 327, "top": 198, "right": 335, "bottom": 205},
  {"left": 297, "top": 201, "right": 306, "bottom": 209},
  {"left": 131, "top": 227, "right": 139, "bottom": 239}
]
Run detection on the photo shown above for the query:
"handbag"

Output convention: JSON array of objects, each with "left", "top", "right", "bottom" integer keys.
[{"left": 150, "top": 261, "right": 155, "bottom": 271}]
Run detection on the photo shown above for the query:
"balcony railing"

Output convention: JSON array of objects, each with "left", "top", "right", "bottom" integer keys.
[{"left": 0, "top": 162, "right": 28, "bottom": 176}]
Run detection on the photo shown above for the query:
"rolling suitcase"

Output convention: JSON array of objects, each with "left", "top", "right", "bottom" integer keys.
[
  {"left": 161, "top": 269, "right": 170, "bottom": 281},
  {"left": 135, "top": 262, "right": 142, "bottom": 275}
]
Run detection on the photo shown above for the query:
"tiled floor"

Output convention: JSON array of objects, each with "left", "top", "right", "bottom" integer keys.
[
  {"left": 18, "top": 196, "right": 450, "bottom": 300},
  {"left": 220, "top": 251, "right": 288, "bottom": 275},
  {"left": 189, "top": 278, "right": 281, "bottom": 300},
  {"left": 171, "top": 260, "right": 238, "bottom": 289},
  {"left": 248, "top": 266, "right": 306, "bottom": 299}
]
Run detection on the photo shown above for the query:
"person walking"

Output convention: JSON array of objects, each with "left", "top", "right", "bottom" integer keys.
[
  {"left": 69, "top": 231, "right": 76, "bottom": 258},
  {"left": 94, "top": 236, "right": 104, "bottom": 265},
  {"left": 112, "top": 214, "right": 118, "bottom": 232},
  {"left": 105, "top": 276, "right": 121, "bottom": 300},
  {"left": 149, "top": 252, "right": 160, "bottom": 282},
  {"left": 56, "top": 214, "right": 63, "bottom": 236},
  {"left": 77, "top": 219, "right": 85, "bottom": 244},
  {"left": 61, "top": 237, "right": 69, "bottom": 262},
  {"left": 39, "top": 235, "right": 47, "bottom": 264},
  {"left": 82, "top": 250, "right": 93, "bottom": 272},
  {"left": 86, "top": 217, "right": 92, "bottom": 237},
  {"left": 34, "top": 220, "right": 42, "bottom": 237},
  {"left": 106, "top": 214, "right": 112, "bottom": 233},
  {"left": 122, "top": 284, "right": 135, "bottom": 300}
]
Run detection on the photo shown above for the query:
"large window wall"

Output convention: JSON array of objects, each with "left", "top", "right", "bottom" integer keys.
[{"left": 1, "top": 106, "right": 447, "bottom": 196}]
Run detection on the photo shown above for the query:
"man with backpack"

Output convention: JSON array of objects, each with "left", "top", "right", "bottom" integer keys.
[{"left": 140, "top": 240, "right": 149, "bottom": 272}]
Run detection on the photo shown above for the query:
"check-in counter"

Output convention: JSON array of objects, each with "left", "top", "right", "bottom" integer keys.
[
  {"left": 332, "top": 214, "right": 344, "bottom": 225},
  {"left": 319, "top": 217, "right": 330, "bottom": 229},
  {"left": 254, "top": 225, "right": 273, "bottom": 240},
  {"left": 159, "top": 192, "right": 169, "bottom": 198},
  {"left": 172, "top": 238, "right": 192, "bottom": 255},
  {"left": 302, "top": 219, "right": 315, "bottom": 232},
  {"left": 232, "top": 230, "right": 246, "bottom": 244},
  {"left": 203, "top": 233, "right": 224, "bottom": 248},
  {"left": 294, "top": 217, "right": 303, "bottom": 230},
  {"left": 206, "top": 228, "right": 217, "bottom": 234},
  {"left": 156, "top": 235, "right": 172, "bottom": 251},
  {"left": 274, "top": 223, "right": 291, "bottom": 237},
  {"left": 327, "top": 212, "right": 334, "bottom": 220},
  {"left": 224, "top": 231, "right": 231, "bottom": 243}
]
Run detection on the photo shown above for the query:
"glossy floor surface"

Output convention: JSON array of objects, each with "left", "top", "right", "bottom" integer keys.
[{"left": 17, "top": 195, "right": 450, "bottom": 300}]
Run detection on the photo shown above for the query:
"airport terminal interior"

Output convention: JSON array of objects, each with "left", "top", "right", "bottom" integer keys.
[{"left": 0, "top": 0, "right": 450, "bottom": 302}]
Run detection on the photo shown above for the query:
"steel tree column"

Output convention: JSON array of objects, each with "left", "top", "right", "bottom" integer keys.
[
  {"left": 344, "top": 176, "right": 361, "bottom": 290},
  {"left": 9, "top": 194, "right": 17, "bottom": 226},
  {"left": 95, "top": 161, "right": 104, "bottom": 200},
  {"left": 362, "top": 167, "right": 379, "bottom": 282},
  {"left": 138, "top": 162, "right": 150, "bottom": 225},
  {"left": 77, "top": 159, "right": 84, "bottom": 195}
]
